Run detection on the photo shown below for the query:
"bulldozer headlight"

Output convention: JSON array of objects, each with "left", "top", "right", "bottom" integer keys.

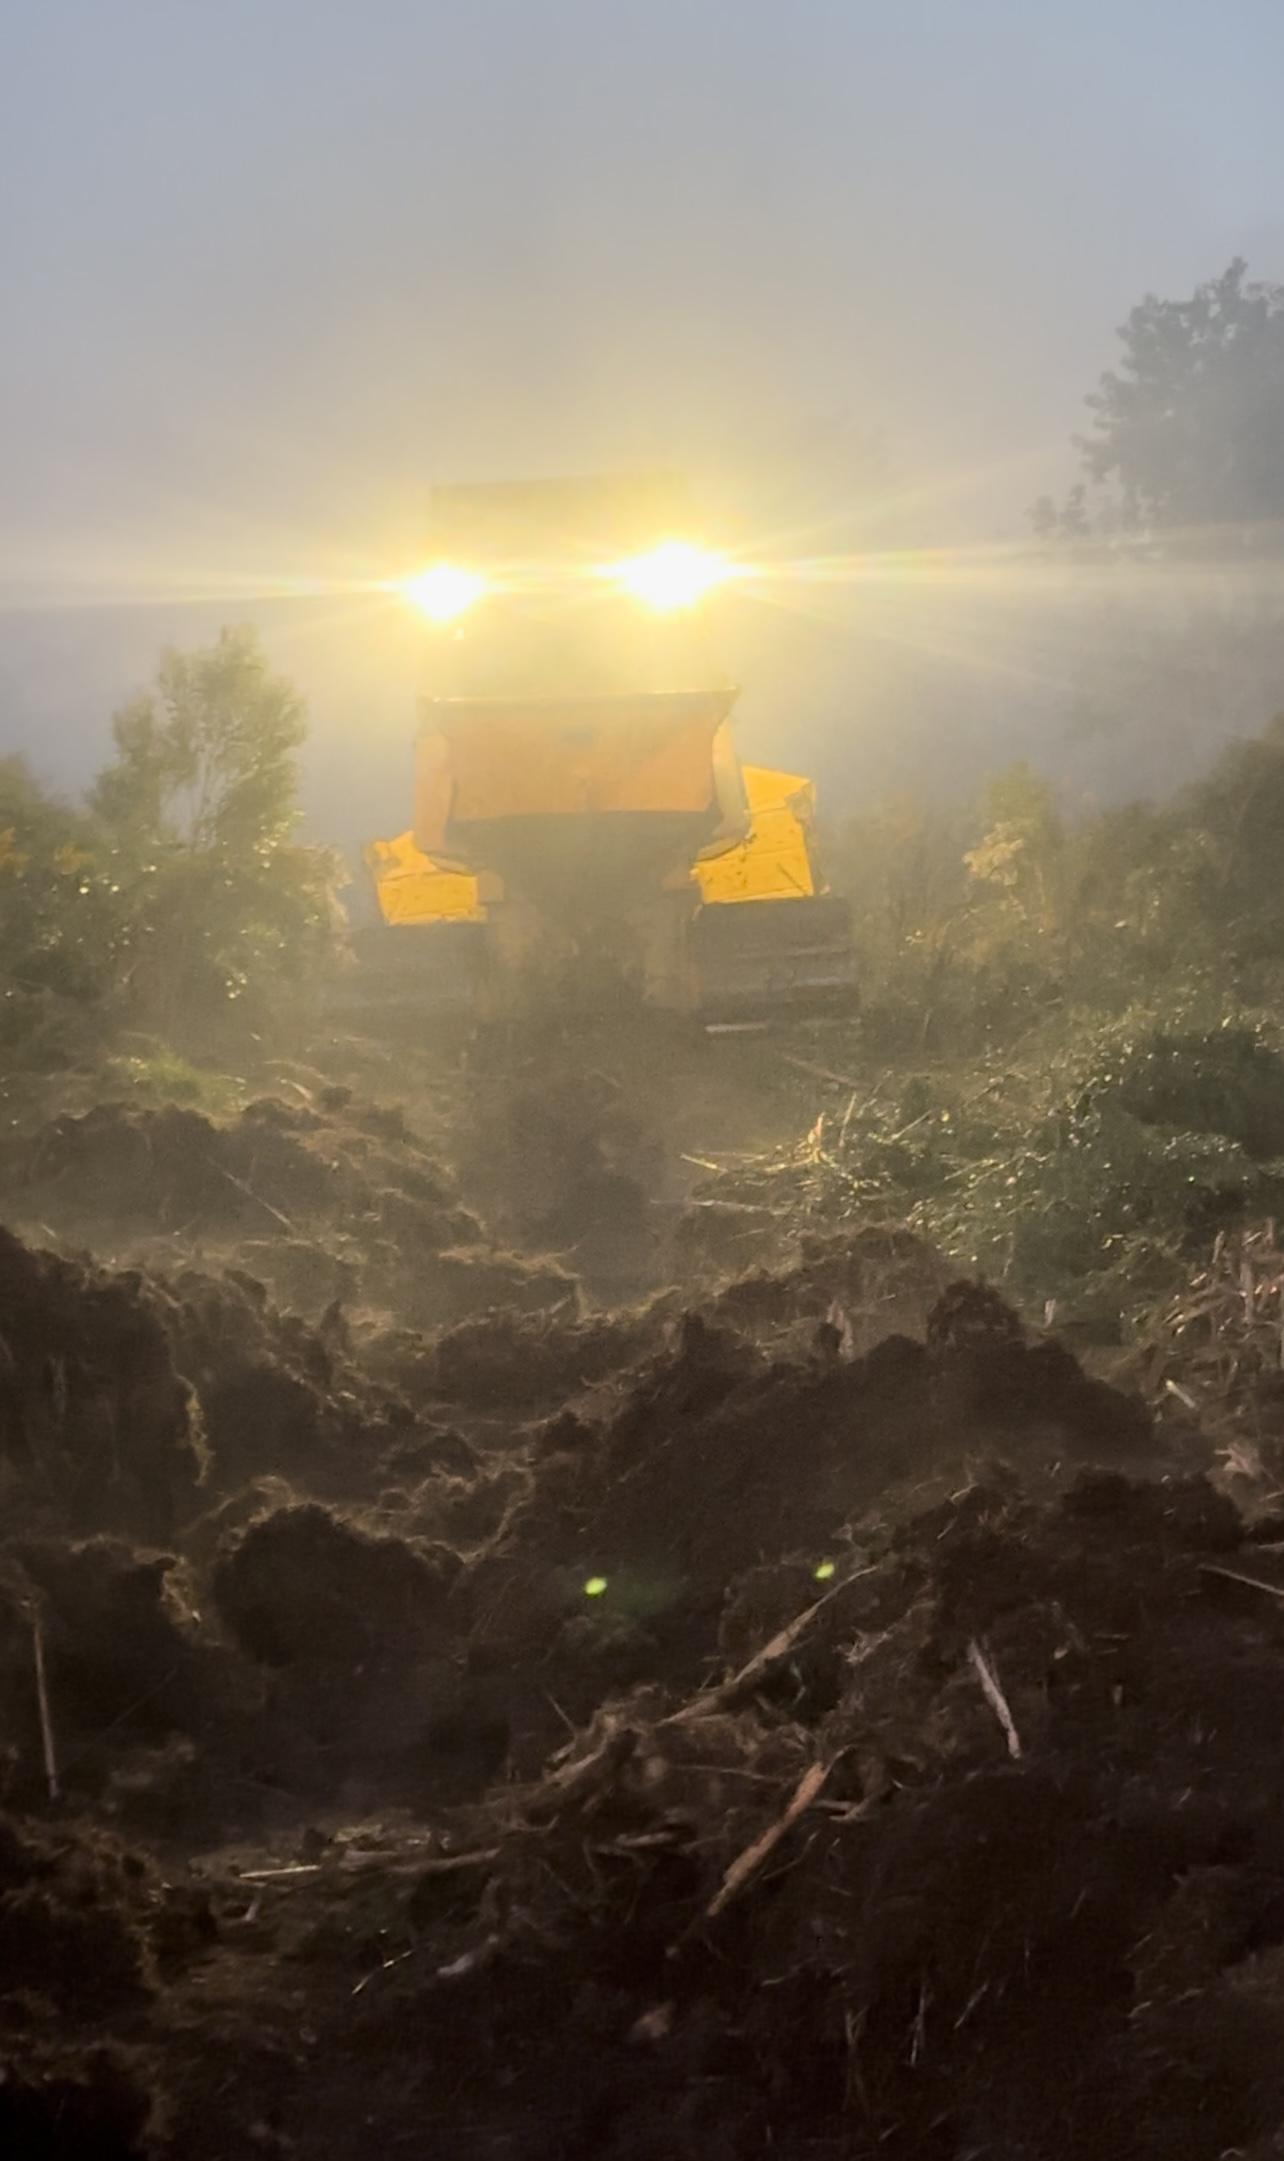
[
  {"left": 608, "top": 541, "right": 735, "bottom": 612},
  {"left": 401, "top": 563, "right": 488, "bottom": 623}
]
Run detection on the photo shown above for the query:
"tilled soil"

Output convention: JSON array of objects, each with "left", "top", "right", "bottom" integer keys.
[{"left": 5, "top": 1067, "right": 1284, "bottom": 2159}]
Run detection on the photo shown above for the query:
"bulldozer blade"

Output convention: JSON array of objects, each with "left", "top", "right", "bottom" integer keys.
[
  {"left": 690, "top": 896, "right": 857, "bottom": 1026},
  {"left": 335, "top": 900, "right": 855, "bottom": 1034},
  {"left": 329, "top": 921, "right": 490, "bottom": 1035}
]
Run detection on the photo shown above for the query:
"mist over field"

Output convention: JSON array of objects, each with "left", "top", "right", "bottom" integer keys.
[
  {"left": 15, "top": 13, "right": 1284, "bottom": 2159},
  {"left": 6, "top": 0, "right": 1284, "bottom": 862}
]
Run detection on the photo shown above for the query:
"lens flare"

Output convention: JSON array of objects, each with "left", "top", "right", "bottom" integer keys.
[
  {"left": 583, "top": 1575, "right": 609, "bottom": 1598},
  {"left": 609, "top": 541, "right": 735, "bottom": 612},
  {"left": 400, "top": 563, "right": 488, "bottom": 622}
]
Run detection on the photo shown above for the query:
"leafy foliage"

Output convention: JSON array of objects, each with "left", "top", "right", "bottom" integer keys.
[
  {"left": 1033, "top": 259, "right": 1284, "bottom": 535},
  {"left": 0, "top": 630, "right": 340, "bottom": 1067},
  {"left": 91, "top": 629, "right": 341, "bottom": 1037},
  {"left": 1081, "top": 260, "right": 1284, "bottom": 528},
  {"left": 709, "top": 1007, "right": 1284, "bottom": 1326},
  {"left": 833, "top": 709, "right": 1284, "bottom": 1059},
  {"left": 1084, "top": 1024, "right": 1284, "bottom": 1159},
  {"left": 812, "top": 719, "right": 1284, "bottom": 1319},
  {"left": 0, "top": 758, "right": 124, "bottom": 1068},
  {"left": 1162, "top": 711, "right": 1284, "bottom": 976}
]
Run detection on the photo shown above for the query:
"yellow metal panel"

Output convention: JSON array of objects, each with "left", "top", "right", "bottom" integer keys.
[
  {"left": 693, "top": 766, "right": 817, "bottom": 904},
  {"left": 419, "top": 693, "right": 733, "bottom": 829},
  {"left": 365, "top": 832, "right": 487, "bottom": 926},
  {"left": 742, "top": 764, "right": 813, "bottom": 814}
]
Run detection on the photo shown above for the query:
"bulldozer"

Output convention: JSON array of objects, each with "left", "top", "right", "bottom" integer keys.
[{"left": 358, "top": 475, "right": 856, "bottom": 1026}]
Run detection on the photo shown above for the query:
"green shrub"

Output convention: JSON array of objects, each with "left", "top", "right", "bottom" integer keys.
[
  {"left": 91, "top": 628, "right": 342, "bottom": 1043},
  {"left": 0, "top": 757, "right": 124, "bottom": 1068},
  {"left": 0, "top": 631, "right": 342, "bottom": 1069},
  {"left": 1081, "top": 1023, "right": 1284, "bottom": 1158}
]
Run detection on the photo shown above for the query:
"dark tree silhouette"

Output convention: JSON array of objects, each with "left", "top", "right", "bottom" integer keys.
[{"left": 1080, "top": 259, "right": 1284, "bottom": 529}]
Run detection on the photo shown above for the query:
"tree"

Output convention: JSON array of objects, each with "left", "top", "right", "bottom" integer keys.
[
  {"left": 1028, "top": 482, "right": 1094, "bottom": 544},
  {"left": 92, "top": 629, "right": 341, "bottom": 1034},
  {"left": 0, "top": 757, "right": 124, "bottom": 1065},
  {"left": 965, "top": 765, "right": 1063, "bottom": 927},
  {"left": 1157, "top": 711, "right": 1284, "bottom": 973},
  {"left": 1079, "top": 259, "right": 1284, "bottom": 529}
]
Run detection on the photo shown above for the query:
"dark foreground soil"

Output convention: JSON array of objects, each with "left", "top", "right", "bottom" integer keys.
[{"left": 6, "top": 1057, "right": 1284, "bottom": 2159}]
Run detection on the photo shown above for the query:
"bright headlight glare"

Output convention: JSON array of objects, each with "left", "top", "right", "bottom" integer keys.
[
  {"left": 608, "top": 542, "right": 735, "bottom": 612},
  {"left": 401, "top": 563, "right": 488, "bottom": 623}
]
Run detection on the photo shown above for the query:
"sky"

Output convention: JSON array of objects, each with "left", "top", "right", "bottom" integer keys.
[{"left": 3, "top": 0, "right": 1284, "bottom": 838}]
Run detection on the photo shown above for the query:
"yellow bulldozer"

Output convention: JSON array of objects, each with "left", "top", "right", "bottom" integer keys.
[{"left": 358, "top": 475, "right": 856, "bottom": 1026}]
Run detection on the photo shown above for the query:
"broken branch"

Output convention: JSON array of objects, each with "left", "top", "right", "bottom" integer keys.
[
  {"left": 705, "top": 1757, "right": 834, "bottom": 1919},
  {"left": 30, "top": 1605, "right": 60, "bottom": 1803},
  {"left": 1200, "top": 1562, "right": 1284, "bottom": 1602},
  {"left": 664, "top": 1567, "right": 876, "bottom": 1727},
  {"left": 967, "top": 1638, "right": 1022, "bottom": 1759}
]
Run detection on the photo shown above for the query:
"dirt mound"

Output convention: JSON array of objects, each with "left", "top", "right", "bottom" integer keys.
[
  {"left": 6, "top": 1088, "right": 1278, "bottom": 2160},
  {"left": 444, "top": 1283, "right": 1169, "bottom": 1804},
  {"left": 415, "top": 1299, "right": 664, "bottom": 1412},
  {"left": 0, "top": 1228, "right": 206, "bottom": 1542},
  {"left": 0, "top": 1218, "right": 1175, "bottom": 1833},
  {"left": 0, "top": 1535, "right": 263, "bottom": 1835},
  {"left": 707, "top": 1221, "right": 951, "bottom": 1348},
  {"left": 0, "top": 1813, "right": 204, "bottom": 2158},
  {"left": 212, "top": 1502, "right": 456, "bottom": 1665},
  {"left": 0, "top": 1091, "right": 577, "bottom": 1329},
  {"left": 474, "top": 1284, "right": 1158, "bottom": 1659},
  {"left": 5, "top": 1092, "right": 468, "bottom": 1241},
  {"left": 207, "top": 1502, "right": 491, "bottom": 1809},
  {"left": 0, "top": 1811, "right": 166, "bottom": 2004},
  {"left": 0, "top": 2044, "right": 159, "bottom": 2161},
  {"left": 141, "top": 1260, "right": 483, "bottom": 1498},
  {"left": 105, "top": 1454, "right": 1281, "bottom": 2161},
  {"left": 150, "top": 1262, "right": 398, "bottom": 1494}
]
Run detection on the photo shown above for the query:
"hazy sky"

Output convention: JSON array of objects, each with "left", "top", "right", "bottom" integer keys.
[{"left": 4, "top": 0, "right": 1284, "bottom": 825}]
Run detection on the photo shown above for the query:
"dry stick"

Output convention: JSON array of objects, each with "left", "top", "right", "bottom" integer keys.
[
  {"left": 238, "top": 1864, "right": 324, "bottom": 1883},
  {"left": 967, "top": 1638, "right": 1022, "bottom": 1760},
  {"left": 778, "top": 1052, "right": 867, "bottom": 1091},
  {"left": 235, "top": 1845, "right": 502, "bottom": 1893},
  {"left": 352, "top": 1943, "right": 421, "bottom": 1997},
  {"left": 662, "top": 1566, "right": 877, "bottom": 1728},
  {"left": 352, "top": 1929, "right": 501, "bottom": 1999},
  {"left": 1200, "top": 1562, "right": 1284, "bottom": 1601},
  {"left": 510, "top": 1724, "right": 638, "bottom": 1820},
  {"left": 705, "top": 1758, "right": 834, "bottom": 1920},
  {"left": 30, "top": 1606, "right": 60, "bottom": 1802},
  {"left": 837, "top": 1090, "right": 860, "bottom": 1151},
  {"left": 409, "top": 1846, "right": 503, "bottom": 1876},
  {"left": 214, "top": 1163, "right": 295, "bottom": 1235}
]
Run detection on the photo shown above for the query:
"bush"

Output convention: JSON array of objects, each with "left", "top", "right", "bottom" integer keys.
[
  {"left": 90, "top": 628, "right": 342, "bottom": 1042},
  {"left": 0, "top": 758, "right": 124, "bottom": 1069},
  {"left": 0, "top": 632, "right": 342, "bottom": 1070},
  {"left": 834, "top": 718, "right": 1284, "bottom": 1059},
  {"left": 1082, "top": 1023, "right": 1284, "bottom": 1159}
]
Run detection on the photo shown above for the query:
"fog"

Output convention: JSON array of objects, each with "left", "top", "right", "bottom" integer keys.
[{"left": 4, "top": 0, "right": 1284, "bottom": 858}]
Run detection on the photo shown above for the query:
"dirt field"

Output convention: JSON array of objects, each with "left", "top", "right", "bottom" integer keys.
[{"left": 4, "top": 1025, "right": 1284, "bottom": 2159}]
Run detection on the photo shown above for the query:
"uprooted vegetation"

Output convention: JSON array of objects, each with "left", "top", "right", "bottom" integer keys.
[
  {"left": 689, "top": 1012, "right": 1284, "bottom": 1337},
  {"left": 14, "top": 680, "right": 1284, "bottom": 2151},
  {"left": 8, "top": 1151, "right": 1284, "bottom": 2156},
  {"left": 0, "top": 1172, "right": 1279, "bottom": 2161}
]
